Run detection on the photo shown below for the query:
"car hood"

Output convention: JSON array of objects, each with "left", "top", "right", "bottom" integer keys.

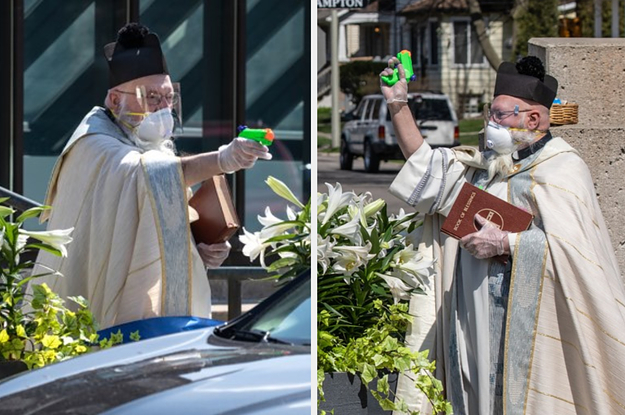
[{"left": 0, "top": 330, "right": 310, "bottom": 414}]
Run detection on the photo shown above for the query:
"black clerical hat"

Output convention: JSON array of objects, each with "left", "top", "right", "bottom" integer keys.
[
  {"left": 104, "top": 23, "right": 169, "bottom": 88},
  {"left": 494, "top": 57, "right": 558, "bottom": 109}
]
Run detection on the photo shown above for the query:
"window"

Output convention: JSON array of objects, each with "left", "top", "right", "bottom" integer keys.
[
  {"left": 429, "top": 21, "right": 439, "bottom": 65},
  {"left": 410, "top": 98, "right": 453, "bottom": 121},
  {"left": 453, "top": 20, "right": 484, "bottom": 65},
  {"left": 411, "top": 20, "right": 439, "bottom": 68},
  {"left": 367, "top": 99, "right": 381, "bottom": 121},
  {"left": 17, "top": 0, "right": 311, "bottom": 237},
  {"left": 354, "top": 100, "right": 368, "bottom": 120}
]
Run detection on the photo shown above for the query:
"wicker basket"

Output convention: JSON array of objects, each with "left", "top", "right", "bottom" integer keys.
[{"left": 550, "top": 103, "right": 579, "bottom": 126}]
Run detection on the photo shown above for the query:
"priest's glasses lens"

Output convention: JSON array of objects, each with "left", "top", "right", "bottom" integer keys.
[{"left": 135, "top": 85, "right": 181, "bottom": 112}]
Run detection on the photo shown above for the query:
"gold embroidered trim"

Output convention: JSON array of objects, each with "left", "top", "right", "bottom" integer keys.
[
  {"left": 604, "top": 388, "right": 625, "bottom": 410},
  {"left": 176, "top": 161, "right": 194, "bottom": 315},
  {"left": 532, "top": 181, "right": 599, "bottom": 229},
  {"left": 565, "top": 296, "right": 625, "bottom": 348},
  {"left": 140, "top": 158, "right": 168, "bottom": 315},
  {"left": 528, "top": 388, "right": 589, "bottom": 412},
  {"left": 128, "top": 257, "right": 161, "bottom": 277},
  {"left": 523, "top": 247, "right": 549, "bottom": 414},
  {"left": 546, "top": 232, "right": 604, "bottom": 271},
  {"left": 537, "top": 332, "right": 597, "bottom": 369},
  {"left": 502, "top": 234, "right": 522, "bottom": 415}
]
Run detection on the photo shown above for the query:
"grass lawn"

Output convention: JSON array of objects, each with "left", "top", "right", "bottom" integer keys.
[{"left": 458, "top": 118, "right": 483, "bottom": 147}]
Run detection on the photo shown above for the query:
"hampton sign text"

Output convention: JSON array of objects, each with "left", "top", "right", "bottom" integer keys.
[{"left": 317, "top": 0, "right": 365, "bottom": 8}]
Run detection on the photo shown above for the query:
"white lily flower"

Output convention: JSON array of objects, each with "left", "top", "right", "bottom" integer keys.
[
  {"left": 390, "top": 245, "right": 435, "bottom": 286},
  {"left": 334, "top": 242, "right": 375, "bottom": 280},
  {"left": 363, "top": 198, "right": 385, "bottom": 218},
  {"left": 317, "top": 235, "right": 337, "bottom": 274},
  {"left": 20, "top": 227, "right": 74, "bottom": 258},
  {"left": 16, "top": 234, "right": 28, "bottom": 252},
  {"left": 265, "top": 176, "right": 304, "bottom": 208},
  {"left": 286, "top": 205, "right": 298, "bottom": 221},
  {"left": 329, "top": 214, "right": 361, "bottom": 243},
  {"left": 376, "top": 272, "right": 413, "bottom": 304},
  {"left": 257, "top": 206, "right": 282, "bottom": 227},
  {"left": 259, "top": 222, "right": 298, "bottom": 239},
  {"left": 239, "top": 228, "right": 270, "bottom": 262},
  {"left": 321, "top": 183, "right": 355, "bottom": 225}
]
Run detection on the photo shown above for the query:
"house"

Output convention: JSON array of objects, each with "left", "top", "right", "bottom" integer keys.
[
  {"left": 399, "top": 0, "right": 515, "bottom": 118},
  {"left": 317, "top": 0, "right": 515, "bottom": 117}
]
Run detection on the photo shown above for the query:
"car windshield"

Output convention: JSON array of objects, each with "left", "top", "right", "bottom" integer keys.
[
  {"left": 386, "top": 96, "right": 453, "bottom": 121},
  {"left": 213, "top": 271, "right": 311, "bottom": 346}
]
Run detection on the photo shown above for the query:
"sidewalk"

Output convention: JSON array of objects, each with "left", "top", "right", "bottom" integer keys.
[{"left": 212, "top": 303, "right": 257, "bottom": 322}]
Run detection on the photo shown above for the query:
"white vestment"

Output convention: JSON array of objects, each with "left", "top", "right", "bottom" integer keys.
[
  {"left": 389, "top": 137, "right": 625, "bottom": 415},
  {"left": 34, "top": 107, "right": 210, "bottom": 329}
]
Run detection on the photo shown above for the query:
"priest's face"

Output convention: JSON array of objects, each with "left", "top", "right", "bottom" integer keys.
[
  {"left": 484, "top": 95, "right": 538, "bottom": 180},
  {"left": 115, "top": 74, "right": 176, "bottom": 115},
  {"left": 489, "top": 95, "right": 540, "bottom": 148}
]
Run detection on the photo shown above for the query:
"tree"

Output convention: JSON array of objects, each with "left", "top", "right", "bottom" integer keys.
[
  {"left": 339, "top": 61, "right": 387, "bottom": 105},
  {"left": 468, "top": 0, "right": 502, "bottom": 70},
  {"left": 577, "top": 0, "right": 625, "bottom": 37},
  {"left": 513, "top": 0, "right": 559, "bottom": 58}
]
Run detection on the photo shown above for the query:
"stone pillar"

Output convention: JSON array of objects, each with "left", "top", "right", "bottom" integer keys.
[{"left": 529, "top": 38, "right": 625, "bottom": 274}]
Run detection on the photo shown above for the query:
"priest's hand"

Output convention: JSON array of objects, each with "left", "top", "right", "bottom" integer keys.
[
  {"left": 380, "top": 56, "right": 408, "bottom": 106},
  {"left": 217, "top": 137, "right": 272, "bottom": 174},
  {"left": 197, "top": 241, "right": 231, "bottom": 269},
  {"left": 460, "top": 215, "right": 510, "bottom": 259}
]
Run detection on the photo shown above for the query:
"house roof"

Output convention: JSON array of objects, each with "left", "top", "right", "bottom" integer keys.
[
  {"left": 400, "top": 0, "right": 513, "bottom": 15},
  {"left": 401, "top": 0, "right": 468, "bottom": 14},
  {"left": 362, "top": 0, "right": 395, "bottom": 12}
]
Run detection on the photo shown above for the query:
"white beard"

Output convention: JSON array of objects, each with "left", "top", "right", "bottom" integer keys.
[
  {"left": 132, "top": 134, "right": 176, "bottom": 156},
  {"left": 486, "top": 129, "right": 537, "bottom": 181}
]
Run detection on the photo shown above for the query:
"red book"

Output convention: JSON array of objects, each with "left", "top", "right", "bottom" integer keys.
[
  {"left": 441, "top": 182, "right": 533, "bottom": 239},
  {"left": 188, "top": 175, "right": 240, "bottom": 244}
]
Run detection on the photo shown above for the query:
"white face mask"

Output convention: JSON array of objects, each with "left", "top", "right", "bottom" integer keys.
[
  {"left": 135, "top": 108, "right": 174, "bottom": 143},
  {"left": 485, "top": 121, "right": 518, "bottom": 155}
]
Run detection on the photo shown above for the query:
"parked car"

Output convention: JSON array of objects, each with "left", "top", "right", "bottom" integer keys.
[
  {"left": 0, "top": 271, "right": 311, "bottom": 415},
  {"left": 340, "top": 92, "right": 460, "bottom": 173}
]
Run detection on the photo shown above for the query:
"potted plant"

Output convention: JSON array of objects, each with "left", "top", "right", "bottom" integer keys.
[
  {"left": 239, "top": 178, "right": 452, "bottom": 414},
  {"left": 0, "top": 201, "right": 116, "bottom": 377}
]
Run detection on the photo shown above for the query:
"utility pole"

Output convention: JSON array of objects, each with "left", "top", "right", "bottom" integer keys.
[{"left": 331, "top": 10, "right": 340, "bottom": 148}]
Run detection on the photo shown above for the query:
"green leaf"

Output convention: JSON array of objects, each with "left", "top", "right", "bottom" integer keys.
[
  {"left": 16, "top": 206, "right": 49, "bottom": 223},
  {"left": 0, "top": 205, "right": 14, "bottom": 218},
  {"left": 371, "top": 353, "right": 386, "bottom": 367},
  {"left": 24, "top": 243, "right": 62, "bottom": 257},
  {"left": 377, "top": 374, "right": 389, "bottom": 394},
  {"left": 41, "top": 334, "right": 62, "bottom": 349},
  {"left": 360, "top": 363, "right": 377, "bottom": 385},
  {"left": 379, "top": 246, "right": 401, "bottom": 271}
]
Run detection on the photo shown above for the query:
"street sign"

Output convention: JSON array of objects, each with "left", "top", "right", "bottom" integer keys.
[{"left": 317, "top": 0, "right": 367, "bottom": 9}]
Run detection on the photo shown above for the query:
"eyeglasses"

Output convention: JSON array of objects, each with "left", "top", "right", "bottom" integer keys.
[
  {"left": 485, "top": 104, "right": 532, "bottom": 123},
  {"left": 115, "top": 89, "right": 180, "bottom": 106}
]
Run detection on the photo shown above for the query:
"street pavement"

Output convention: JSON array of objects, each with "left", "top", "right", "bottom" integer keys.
[{"left": 317, "top": 151, "right": 410, "bottom": 215}]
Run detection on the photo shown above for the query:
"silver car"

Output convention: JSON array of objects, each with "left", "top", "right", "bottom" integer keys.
[
  {"left": 340, "top": 92, "right": 460, "bottom": 173},
  {"left": 0, "top": 272, "right": 311, "bottom": 415}
]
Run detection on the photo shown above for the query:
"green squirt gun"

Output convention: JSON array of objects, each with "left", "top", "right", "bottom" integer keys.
[
  {"left": 237, "top": 125, "right": 275, "bottom": 146},
  {"left": 380, "top": 49, "right": 417, "bottom": 86}
]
